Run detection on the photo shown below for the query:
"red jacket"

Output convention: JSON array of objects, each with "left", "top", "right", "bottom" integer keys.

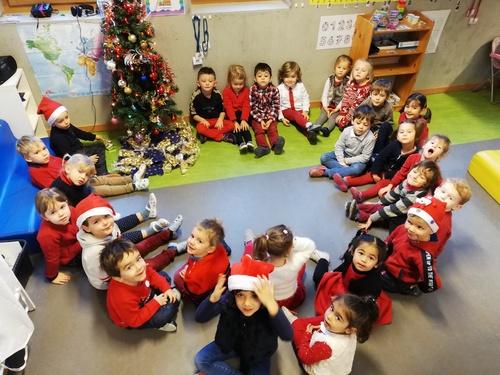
[
  {"left": 222, "top": 86, "right": 251, "bottom": 122},
  {"left": 28, "top": 155, "right": 63, "bottom": 188}
]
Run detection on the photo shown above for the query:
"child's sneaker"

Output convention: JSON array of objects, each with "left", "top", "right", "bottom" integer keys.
[
  {"left": 151, "top": 218, "right": 170, "bottom": 232},
  {"left": 2, "top": 346, "right": 28, "bottom": 372},
  {"left": 309, "top": 166, "right": 326, "bottom": 178},
  {"left": 221, "top": 239, "right": 232, "bottom": 256},
  {"left": 350, "top": 187, "right": 364, "bottom": 203},
  {"left": 221, "top": 133, "right": 236, "bottom": 144},
  {"left": 244, "top": 229, "right": 255, "bottom": 246},
  {"left": 307, "top": 123, "right": 322, "bottom": 132},
  {"left": 157, "top": 321, "right": 177, "bottom": 332},
  {"left": 133, "top": 163, "right": 147, "bottom": 183},
  {"left": 347, "top": 200, "right": 359, "bottom": 221},
  {"left": 309, "top": 249, "right": 331, "bottom": 263},
  {"left": 345, "top": 201, "right": 351, "bottom": 218},
  {"left": 146, "top": 193, "right": 157, "bottom": 219},
  {"left": 239, "top": 142, "right": 248, "bottom": 154},
  {"left": 274, "top": 136, "right": 285, "bottom": 155},
  {"left": 246, "top": 141, "right": 254, "bottom": 152},
  {"left": 133, "top": 178, "right": 149, "bottom": 191},
  {"left": 254, "top": 146, "right": 270, "bottom": 158},
  {"left": 168, "top": 215, "right": 183, "bottom": 234},
  {"left": 199, "top": 133, "right": 207, "bottom": 144},
  {"left": 333, "top": 174, "right": 349, "bottom": 192},
  {"left": 319, "top": 127, "right": 330, "bottom": 137},
  {"left": 168, "top": 240, "right": 187, "bottom": 255},
  {"left": 307, "top": 130, "right": 318, "bottom": 145}
]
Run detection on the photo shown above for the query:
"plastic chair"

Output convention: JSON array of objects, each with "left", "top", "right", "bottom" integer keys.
[{"left": 474, "top": 37, "right": 500, "bottom": 104}]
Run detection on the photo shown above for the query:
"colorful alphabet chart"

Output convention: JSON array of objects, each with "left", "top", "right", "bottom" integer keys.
[{"left": 316, "top": 14, "right": 357, "bottom": 50}]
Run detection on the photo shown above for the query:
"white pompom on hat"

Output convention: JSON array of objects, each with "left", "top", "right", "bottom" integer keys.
[
  {"left": 37, "top": 96, "right": 68, "bottom": 126},
  {"left": 408, "top": 195, "right": 446, "bottom": 234},
  {"left": 228, "top": 255, "right": 275, "bottom": 292},
  {"left": 75, "top": 193, "right": 120, "bottom": 229}
]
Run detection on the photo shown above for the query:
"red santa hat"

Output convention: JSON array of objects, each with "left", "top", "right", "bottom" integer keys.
[
  {"left": 75, "top": 194, "right": 120, "bottom": 229},
  {"left": 228, "top": 255, "right": 275, "bottom": 292},
  {"left": 408, "top": 195, "right": 446, "bottom": 233},
  {"left": 37, "top": 96, "right": 68, "bottom": 126}
]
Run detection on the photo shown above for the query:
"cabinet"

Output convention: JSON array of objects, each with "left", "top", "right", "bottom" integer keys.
[
  {"left": 0, "top": 68, "right": 47, "bottom": 139},
  {"left": 350, "top": 11, "right": 434, "bottom": 110}
]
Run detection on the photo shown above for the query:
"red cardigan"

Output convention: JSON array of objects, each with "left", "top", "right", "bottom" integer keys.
[
  {"left": 222, "top": 85, "right": 251, "bottom": 122},
  {"left": 28, "top": 155, "right": 63, "bottom": 188}
]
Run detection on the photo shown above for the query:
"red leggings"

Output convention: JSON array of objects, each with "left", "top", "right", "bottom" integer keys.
[
  {"left": 346, "top": 173, "right": 391, "bottom": 200},
  {"left": 196, "top": 118, "right": 235, "bottom": 141}
]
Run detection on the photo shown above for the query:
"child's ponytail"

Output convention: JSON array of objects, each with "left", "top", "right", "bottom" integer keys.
[
  {"left": 252, "top": 224, "right": 294, "bottom": 261},
  {"left": 342, "top": 294, "right": 379, "bottom": 343}
]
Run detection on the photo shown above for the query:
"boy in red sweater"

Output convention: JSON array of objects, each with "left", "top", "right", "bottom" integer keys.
[
  {"left": 173, "top": 218, "right": 230, "bottom": 306},
  {"left": 99, "top": 238, "right": 180, "bottom": 332},
  {"left": 380, "top": 196, "right": 447, "bottom": 296}
]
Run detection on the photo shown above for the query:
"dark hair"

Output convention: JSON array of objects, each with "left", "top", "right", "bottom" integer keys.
[
  {"left": 99, "top": 238, "right": 139, "bottom": 277},
  {"left": 254, "top": 62, "right": 272, "bottom": 77},
  {"left": 334, "top": 294, "right": 379, "bottom": 343},
  {"left": 389, "top": 118, "right": 425, "bottom": 144},
  {"left": 35, "top": 187, "right": 68, "bottom": 216},
  {"left": 400, "top": 92, "right": 432, "bottom": 122},
  {"left": 252, "top": 224, "right": 294, "bottom": 261},
  {"left": 370, "top": 79, "right": 392, "bottom": 96},
  {"left": 411, "top": 160, "right": 442, "bottom": 190},
  {"left": 341, "top": 230, "right": 393, "bottom": 266},
  {"left": 197, "top": 66, "right": 216, "bottom": 79},
  {"left": 352, "top": 104, "right": 376, "bottom": 125}
]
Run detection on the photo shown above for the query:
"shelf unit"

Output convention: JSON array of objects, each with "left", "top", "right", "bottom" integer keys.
[
  {"left": 350, "top": 11, "right": 434, "bottom": 110},
  {"left": 0, "top": 68, "right": 47, "bottom": 139}
]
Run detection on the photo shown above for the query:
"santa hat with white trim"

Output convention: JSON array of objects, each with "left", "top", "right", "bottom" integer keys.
[
  {"left": 408, "top": 195, "right": 446, "bottom": 234},
  {"left": 228, "top": 255, "right": 275, "bottom": 292},
  {"left": 75, "top": 193, "right": 120, "bottom": 229},
  {"left": 37, "top": 96, "right": 68, "bottom": 126}
]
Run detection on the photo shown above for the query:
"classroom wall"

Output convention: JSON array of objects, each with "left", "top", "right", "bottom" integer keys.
[{"left": 0, "top": 0, "right": 497, "bottom": 128}]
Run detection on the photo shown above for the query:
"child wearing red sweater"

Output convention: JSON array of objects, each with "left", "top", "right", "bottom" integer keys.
[
  {"left": 99, "top": 238, "right": 180, "bottom": 331},
  {"left": 173, "top": 218, "right": 230, "bottom": 305}
]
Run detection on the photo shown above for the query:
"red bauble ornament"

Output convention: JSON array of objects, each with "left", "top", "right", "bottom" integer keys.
[
  {"left": 149, "top": 71, "right": 158, "bottom": 81},
  {"left": 124, "top": 3, "right": 135, "bottom": 14},
  {"left": 157, "top": 86, "right": 165, "bottom": 95},
  {"left": 153, "top": 129, "right": 160, "bottom": 135},
  {"left": 111, "top": 117, "right": 119, "bottom": 124},
  {"left": 171, "top": 114, "right": 177, "bottom": 122}
]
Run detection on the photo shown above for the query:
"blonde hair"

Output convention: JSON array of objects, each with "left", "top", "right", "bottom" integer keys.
[
  {"left": 35, "top": 187, "right": 68, "bottom": 217},
  {"left": 278, "top": 61, "right": 302, "bottom": 84},
  {"left": 334, "top": 54, "right": 353, "bottom": 73},
  {"left": 227, "top": 64, "right": 247, "bottom": 85},
  {"left": 195, "top": 218, "right": 225, "bottom": 247},
  {"left": 16, "top": 135, "right": 43, "bottom": 158},
  {"left": 350, "top": 58, "right": 374, "bottom": 83},
  {"left": 63, "top": 154, "right": 96, "bottom": 179},
  {"left": 442, "top": 178, "right": 472, "bottom": 205}
]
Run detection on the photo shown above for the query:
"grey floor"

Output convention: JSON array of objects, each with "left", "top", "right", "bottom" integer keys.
[{"left": 14, "top": 139, "right": 500, "bottom": 375}]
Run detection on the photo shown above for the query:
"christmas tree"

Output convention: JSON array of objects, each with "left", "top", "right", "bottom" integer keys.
[{"left": 100, "top": 0, "right": 199, "bottom": 176}]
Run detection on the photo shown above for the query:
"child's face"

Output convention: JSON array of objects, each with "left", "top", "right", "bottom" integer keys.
[
  {"left": 187, "top": 226, "right": 216, "bottom": 258},
  {"left": 334, "top": 61, "right": 351, "bottom": 80},
  {"left": 324, "top": 300, "right": 353, "bottom": 335},
  {"left": 235, "top": 290, "right": 262, "bottom": 317},
  {"left": 230, "top": 78, "right": 245, "bottom": 95},
  {"left": 197, "top": 73, "right": 217, "bottom": 96},
  {"left": 396, "top": 122, "right": 416, "bottom": 146},
  {"left": 43, "top": 200, "right": 71, "bottom": 225},
  {"left": 421, "top": 137, "right": 446, "bottom": 161},
  {"left": 53, "top": 111, "right": 71, "bottom": 130},
  {"left": 434, "top": 182, "right": 463, "bottom": 212},
  {"left": 407, "top": 167, "right": 428, "bottom": 188},
  {"left": 114, "top": 250, "right": 147, "bottom": 286},
  {"left": 370, "top": 90, "right": 388, "bottom": 107},
  {"left": 352, "top": 61, "right": 370, "bottom": 84},
  {"left": 352, "top": 243, "right": 379, "bottom": 272},
  {"left": 65, "top": 164, "right": 91, "bottom": 186},
  {"left": 352, "top": 116, "right": 371, "bottom": 137},
  {"left": 26, "top": 141, "right": 51, "bottom": 164},
  {"left": 254, "top": 70, "right": 272, "bottom": 89},
  {"left": 403, "top": 100, "right": 423, "bottom": 120},
  {"left": 283, "top": 72, "right": 298, "bottom": 88},
  {"left": 405, "top": 214, "right": 433, "bottom": 242},
  {"left": 81, "top": 214, "right": 115, "bottom": 238}
]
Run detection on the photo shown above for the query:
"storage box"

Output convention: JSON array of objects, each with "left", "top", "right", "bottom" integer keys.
[
  {"left": 390, "top": 35, "right": 419, "bottom": 49},
  {"left": 373, "top": 39, "right": 397, "bottom": 50}
]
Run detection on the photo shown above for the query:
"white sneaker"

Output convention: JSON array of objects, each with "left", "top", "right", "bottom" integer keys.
[
  {"left": 310, "top": 249, "right": 330, "bottom": 263},
  {"left": 150, "top": 218, "right": 170, "bottom": 232},
  {"left": 244, "top": 229, "right": 255, "bottom": 245},
  {"left": 157, "top": 321, "right": 177, "bottom": 332},
  {"left": 168, "top": 215, "right": 183, "bottom": 233},
  {"left": 133, "top": 178, "right": 149, "bottom": 191},
  {"left": 145, "top": 193, "right": 157, "bottom": 219},
  {"left": 168, "top": 240, "right": 187, "bottom": 255},
  {"left": 133, "top": 163, "right": 147, "bottom": 183},
  {"left": 281, "top": 306, "right": 298, "bottom": 324},
  {"left": 172, "top": 287, "right": 182, "bottom": 301}
]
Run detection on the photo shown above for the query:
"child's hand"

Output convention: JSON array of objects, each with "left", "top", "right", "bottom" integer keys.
[
  {"left": 164, "top": 289, "right": 178, "bottom": 303},
  {"left": 154, "top": 292, "right": 169, "bottom": 306},
  {"left": 255, "top": 276, "right": 279, "bottom": 316},
  {"left": 200, "top": 119, "right": 210, "bottom": 127},
  {"left": 240, "top": 120, "right": 250, "bottom": 131},
  {"left": 209, "top": 274, "right": 227, "bottom": 303},
  {"left": 90, "top": 154, "right": 99, "bottom": 164},
  {"left": 234, "top": 121, "right": 242, "bottom": 132},
  {"left": 215, "top": 119, "right": 223, "bottom": 129},
  {"left": 358, "top": 219, "right": 372, "bottom": 230},
  {"left": 95, "top": 135, "right": 104, "bottom": 141},
  {"left": 301, "top": 111, "right": 309, "bottom": 121},
  {"left": 179, "top": 264, "right": 188, "bottom": 280},
  {"left": 306, "top": 324, "right": 320, "bottom": 334},
  {"left": 52, "top": 272, "right": 71, "bottom": 285},
  {"left": 335, "top": 115, "right": 344, "bottom": 124},
  {"left": 378, "top": 184, "right": 393, "bottom": 197},
  {"left": 282, "top": 118, "right": 291, "bottom": 127},
  {"left": 372, "top": 174, "right": 382, "bottom": 183}
]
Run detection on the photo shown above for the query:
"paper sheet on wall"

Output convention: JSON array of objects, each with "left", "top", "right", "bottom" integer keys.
[
  {"left": 422, "top": 10, "right": 451, "bottom": 54},
  {"left": 316, "top": 14, "right": 357, "bottom": 50}
]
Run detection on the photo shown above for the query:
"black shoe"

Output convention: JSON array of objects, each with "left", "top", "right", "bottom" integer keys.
[
  {"left": 254, "top": 146, "right": 271, "bottom": 158},
  {"left": 246, "top": 141, "right": 254, "bottom": 152},
  {"left": 319, "top": 127, "right": 330, "bottom": 137},
  {"left": 307, "top": 131, "right": 318, "bottom": 145},
  {"left": 199, "top": 134, "right": 207, "bottom": 144},
  {"left": 274, "top": 136, "right": 285, "bottom": 155},
  {"left": 221, "top": 133, "right": 236, "bottom": 144}
]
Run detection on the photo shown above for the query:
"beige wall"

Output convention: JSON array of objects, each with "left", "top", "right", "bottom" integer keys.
[{"left": 0, "top": 0, "right": 497, "bottom": 128}]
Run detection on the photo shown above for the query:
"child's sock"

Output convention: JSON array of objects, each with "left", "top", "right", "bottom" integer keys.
[
  {"left": 141, "top": 193, "right": 157, "bottom": 220},
  {"left": 144, "top": 218, "right": 170, "bottom": 236}
]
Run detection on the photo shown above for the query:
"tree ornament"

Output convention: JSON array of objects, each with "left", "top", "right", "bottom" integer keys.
[
  {"left": 153, "top": 128, "right": 160, "bottom": 135},
  {"left": 140, "top": 40, "right": 148, "bottom": 49},
  {"left": 128, "top": 34, "right": 137, "bottom": 43},
  {"left": 131, "top": 105, "right": 137, "bottom": 112},
  {"left": 149, "top": 71, "right": 158, "bottom": 81},
  {"left": 111, "top": 117, "right": 119, "bottom": 124},
  {"left": 157, "top": 86, "right": 164, "bottom": 95},
  {"left": 171, "top": 114, "right": 177, "bottom": 121},
  {"left": 106, "top": 60, "right": 116, "bottom": 71},
  {"left": 134, "top": 132, "right": 144, "bottom": 143},
  {"left": 140, "top": 75, "right": 147, "bottom": 82},
  {"left": 127, "top": 129, "right": 133, "bottom": 136},
  {"left": 124, "top": 86, "right": 132, "bottom": 95},
  {"left": 118, "top": 79, "right": 126, "bottom": 88}
]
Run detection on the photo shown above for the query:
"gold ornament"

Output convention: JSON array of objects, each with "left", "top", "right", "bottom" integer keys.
[{"left": 124, "top": 86, "right": 132, "bottom": 95}]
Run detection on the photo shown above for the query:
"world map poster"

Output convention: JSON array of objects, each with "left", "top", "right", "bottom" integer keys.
[{"left": 17, "top": 22, "right": 112, "bottom": 98}]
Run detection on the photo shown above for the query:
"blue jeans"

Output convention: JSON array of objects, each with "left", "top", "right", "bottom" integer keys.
[
  {"left": 136, "top": 271, "right": 179, "bottom": 330},
  {"left": 320, "top": 151, "right": 366, "bottom": 179},
  {"left": 195, "top": 341, "right": 271, "bottom": 375}
]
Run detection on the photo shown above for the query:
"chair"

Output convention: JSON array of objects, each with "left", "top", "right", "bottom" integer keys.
[{"left": 474, "top": 37, "right": 500, "bottom": 104}]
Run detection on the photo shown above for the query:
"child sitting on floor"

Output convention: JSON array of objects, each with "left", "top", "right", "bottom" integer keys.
[
  {"left": 75, "top": 193, "right": 183, "bottom": 290},
  {"left": 347, "top": 160, "right": 442, "bottom": 232},
  {"left": 190, "top": 66, "right": 236, "bottom": 145},
  {"left": 37, "top": 96, "right": 109, "bottom": 175},
  {"left": 173, "top": 218, "right": 230, "bottom": 306},
  {"left": 16, "top": 135, "right": 148, "bottom": 195},
  {"left": 283, "top": 294, "right": 379, "bottom": 375},
  {"left": 99, "top": 238, "right": 180, "bottom": 332},
  {"left": 309, "top": 105, "right": 375, "bottom": 179}
]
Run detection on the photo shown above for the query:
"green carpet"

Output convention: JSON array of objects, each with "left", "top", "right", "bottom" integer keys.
[{"left": 99, "top": 90, "right": 500, "bottom": 189}]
